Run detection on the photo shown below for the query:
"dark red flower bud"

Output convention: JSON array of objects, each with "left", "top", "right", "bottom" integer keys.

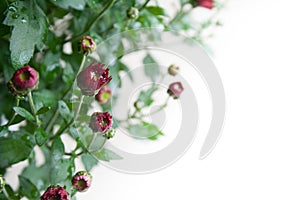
[
  {"left": 77, "top": 62, "right": 112, "bottom": 96},
  {"left": 167, "top": 82, "right": 184, "bottom": 99},
  {"left": 89, "top": 112, "right": 113, "bottom": 133},
  {"left": 72, "top": 171, "right": 92, "bottom": 192},
  {"left": 40, "top": 185, "right": 69, "bottom": 200},
  {"left": 198, "top": 0, "right": 214, "bottom": 9},
  {"left": 168, "top": 64, "right": 179, "bottom": 76},
  {"left": 79, "top": 36, "right": 96, "bottom": 54},
  {"left": 8, "top": 65, "right": 39, "bottom": 95},
  {"left": 95, "top": 86, "right": 112, "bottom": 104}
]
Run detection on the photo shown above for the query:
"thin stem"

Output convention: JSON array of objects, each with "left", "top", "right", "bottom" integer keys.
[
  {"left": 74, "top": 94, "right": 84, "bottom": 120},
  {"left": 50, "top": 94, "right": 84, "bottom": 140},
  {"left": 98, "top": 0, "right": 150, "bottom": 37},
  {"left": 76, "top": 53, "right": 87, "bottom": 76},
  {"left": 7, "top": 97, "right": 20, "bottom": 126},
  {"left": 27, "top": 90, "right": 40, "bottom": 126},
  {"left": 65, "top": 0, "right": 116, "bottom": 43},
  {"left": 87, "top": 132, "right": 97, "bottom": 150},
  {"left": 169, "top": 7, "right": 185, "bottom": 26},
  {"left": 65, "top": 134, "right": 107, "bottom": 157},
  {"left": 45, "top": 54, "right": 87, "bottom": 132},
  {"left": 139, "top": 0, "right": 151, "bottom": 11},
  {"left": 45, "top": 109, "right": 59, "bottom": 133},
  {"left": 50, "top": 120, "right": 73, "bottom": 140},
  {"left": 2, "top": 186, "right": 10, "bottom": 199},
  {"left": 132, "top": 96, "right": 170, "bottom": 120}
]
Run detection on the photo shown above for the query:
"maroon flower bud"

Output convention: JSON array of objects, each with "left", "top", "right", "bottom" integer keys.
[
  {"left": 95, "top": 86, "right": 112, "bottom": 104},
  {"left": 72, "top": 171, "right": 92, "bottom": 192},
  {"left": 168, "top": 64, "right": 179, "bottom": 76},
  {"left": 40, "top": 185, "right": 69, "bottom": 200},
  {"left": 89, "top": 112, "right": 113, "bottom": 133},
  {"left": 77, "top": 62, "right": 112, "bottom": 96},
  {"left": 197, "top": 0, "right": 214, "bottom": 9},
  {"left": 8, "top": 65, "right": 39, "bottom": 95},
  {"left": 167, "top": 82, "right": 184, "bottom": 99},
  {"left": 79, "top": 36, "right": 96, "bottom": 54}
]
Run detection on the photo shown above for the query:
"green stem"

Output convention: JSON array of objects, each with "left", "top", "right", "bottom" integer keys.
[
  {"left": 65, "top": 0, "right": 116, "bottom": 43},
  {"left": 45, "top": 54, "right": 87, "bottom": 132},
  {"left": 7, "top": 97, "right": 20, "bottom": 126},
  {"left": 139, "top": 0, "right": 151, "bottom": 11},
  {"left": 76, "top": 53, "right": 88, "bottom": 76},
  {"left": 65, "top": 133, "right": 107, "bottom": 157},
  {"left": 2, "top": 186, "right": 10, "bottom": 199},
  {"left": 87, "top": 132, "right": 98, "bottom": 150},
  {"left": 45, "top": 109, "right": 59, "bottom": 133},
  {"left": 74, "top": 94, "right": 84, "bottom": 120},
  {"left": 132, "top": 96, "right": 170, "bottom": 120},
  {"left": 169, "top": 7, "right": 185, "bottom": 26},
  {"left": 27, "top": 90, "right": 39, "bottom": 126},
  {"left": 98, "top": 0, "right": 150, "bottom": 37},
  {"left": 50, "top": 94, "right": 84, "bottom": 140}
]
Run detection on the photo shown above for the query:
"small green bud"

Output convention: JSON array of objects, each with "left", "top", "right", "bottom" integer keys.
[
  {"left": 79, "top": 36, "right": 97, "bottom": 54},
  {"left": 0, "top": 175, "right": 5, "bottom": 193},
  {"left": 127, "top": 7, "right": 139, "bottom": 20},
  {"left": 103, "top": 128, "right": 115, "bottom": 139},
  {"left": 168, "top": 64, "right": 179, "bottom": 76}
]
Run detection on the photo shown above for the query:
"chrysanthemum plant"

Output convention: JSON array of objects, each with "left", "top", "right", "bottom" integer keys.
[{"left": 0, "top": 0, "right": 223, "bottom": 199}]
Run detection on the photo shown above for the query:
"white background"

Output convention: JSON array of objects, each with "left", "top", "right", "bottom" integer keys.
[{"left": 79, "top": 0, "right": 300, "bottom": 199}]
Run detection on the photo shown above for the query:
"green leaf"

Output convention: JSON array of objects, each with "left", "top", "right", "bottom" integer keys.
[
  {"left": 49, "top": 138, "right": 74, "bottom": 184},
  {"left": 0, "top": 126, "right": 8, "bottom": 137},
  {"left": 93, "top": 148, "right": 123, "bottom": 162},
  {"left": 50, "top": 158, "right": 74, "bottom": 184},
  {"left": 21, "top": 162, "right": 50, "bottom": 191},
  {"left": 3, "top": 1, "right": 48, "bottom": 69},
  {"left": 13, "top": 106, "right": 35, "bottom": 122},
  {"left": 146, "top": 6, "right": 168, "bottom": 16},
  {"left": 33, "top": 89, "right": 57, "bottom": 110},
  {"left": 110, "top": 60, "right": 133, "bottom": 88},
  {"left": 69, "top": 126, "right": 89, "bottom": 153},
  {"left": 58, "top": 100, "right": 72, "bottom": 122},
  {"left": 49, "top": 0, "right": 86, "bottom": 10},
  {"left": 143, "top": 54, "right": 160, "bottom": 82},
  {"left": 4, "top": 184, "right": 19, "bottom": 200},
  {"left": 137, "top": 86, "right": 157, "bottom": 107},
  {"left": 81, "top": 153, "right": 99, "bottom": 172},
  {"left": 69, "top": 126, "right": 80, "bottom": 140},
  {"left": 51, "top": 137, "right": 65, "bottom": 162},
  {"left": 0, "top": 132, "right": 34, "bottom": 168},
  {"left": 18, "top": 176, "right": 39, "bottom": 199},
  {"left": 34, "top": 128, "right": 48, "bottom": 146},
  {"left": 85, "top": 0, "right": 102, "bottom": 12},
  {"left": 128, "top": 122, "right": 163, "bottom": 140},
  {"left": 88, "top": 134, "right": 106, "bottom": 152},
  {"left": 36, "top": 106, "right": 50, "bottom": 115},
  {"left": 62, "top": 63, "right": 75, "bottom": 87}
]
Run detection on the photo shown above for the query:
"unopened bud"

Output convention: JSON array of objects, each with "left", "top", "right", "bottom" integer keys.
[
  {"left": 127, "top": 7, "right": 139, "bottom": 20},
  {"left": 168, "top": 64, "right": 179, "bottom": 76},
  {"left": 79, "top": 36, "right": 96, "bottom": 54}
]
